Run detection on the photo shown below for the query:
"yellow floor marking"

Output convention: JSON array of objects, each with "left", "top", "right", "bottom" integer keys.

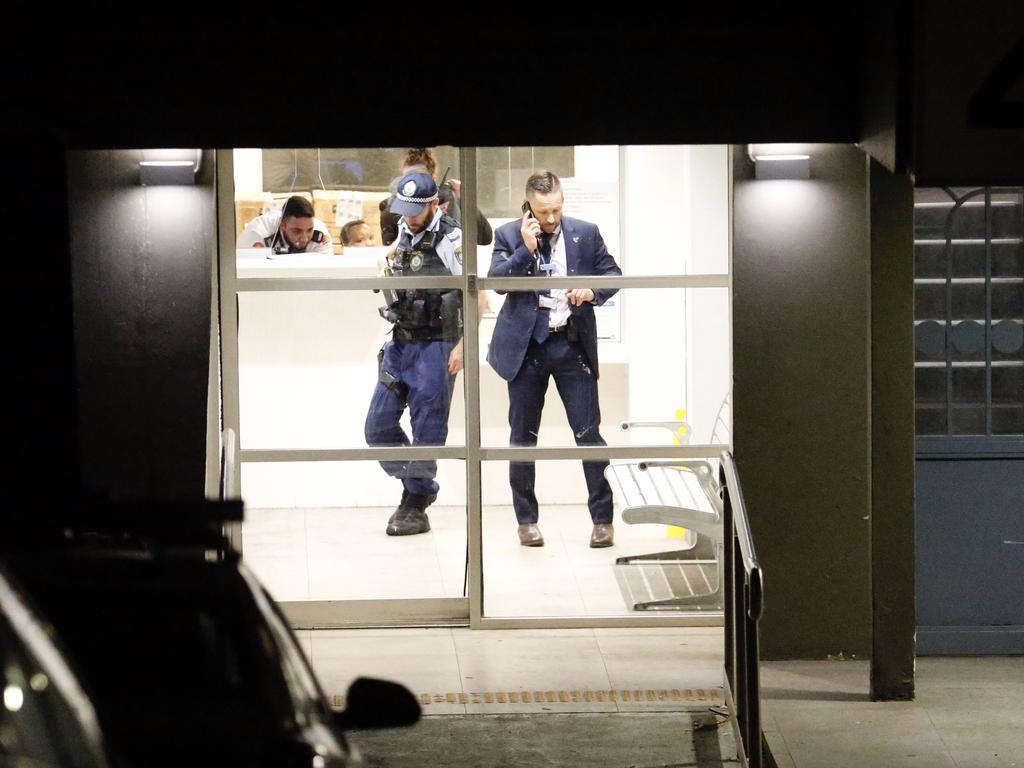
[{"left": 338, "top": 687, "right": 723, "bottom": 710}]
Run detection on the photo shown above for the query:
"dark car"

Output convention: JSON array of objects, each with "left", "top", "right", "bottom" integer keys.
[
  {"left": 0, "top": 563, "right": 111, "bottom": 768},
  {"left": 2, "top": 503, "right": 418, "bottom": 767}
]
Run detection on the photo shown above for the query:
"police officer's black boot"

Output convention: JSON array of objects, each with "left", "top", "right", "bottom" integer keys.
[
  {"left": 386, "top": 491, "right": 437, "bottom": 536},
  {"left": 388, "top": 489, "right": 411, "bottom": 524}
]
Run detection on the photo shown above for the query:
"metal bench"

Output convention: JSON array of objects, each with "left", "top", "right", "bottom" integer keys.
[{"left": 605, "top": 396, "right": 730, "bottom": 610}]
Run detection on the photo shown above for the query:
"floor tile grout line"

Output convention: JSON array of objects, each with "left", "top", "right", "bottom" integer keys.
[
  {"left": 428, "top": 508, "right": 461, "bottom": 599},
  {"left": 447, "top": 627, "right": 469, "bottom": 714},
  {"left": 554, "top": 523, "right": 591, "bottom": 617},
  {"left": 302, "top": 507, "right": 313, "bottom": 602},
  {"left": 559, "top": 511, "right": 609, "bottom": 617}
]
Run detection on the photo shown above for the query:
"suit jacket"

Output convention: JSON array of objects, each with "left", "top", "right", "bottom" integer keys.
[{"left": 487, "top": 216, "right": 621, "bottom": 381}]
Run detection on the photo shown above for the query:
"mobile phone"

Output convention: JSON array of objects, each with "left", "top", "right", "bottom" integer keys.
[
  {"left": 311, "top": 231, "right": 324, "bottom": 243},
  {"left": 521, "top": 201, "right": 535, "bottom": 218}
]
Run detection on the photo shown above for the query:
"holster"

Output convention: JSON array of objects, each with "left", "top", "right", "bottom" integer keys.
[{"left": 376, "top": 345, "right": 408, "bottom": 405}]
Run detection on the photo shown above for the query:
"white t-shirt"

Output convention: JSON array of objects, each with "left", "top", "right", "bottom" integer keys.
[{"left": 238, "top": 211, "right": 333, "bottom": 254}]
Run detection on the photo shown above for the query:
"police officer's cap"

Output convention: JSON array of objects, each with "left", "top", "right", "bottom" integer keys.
[{"left": 390, "top": 172, "right": 438, "bottom": 217}]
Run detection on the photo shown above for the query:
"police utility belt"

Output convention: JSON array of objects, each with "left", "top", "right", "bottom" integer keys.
[{"left": 378, "top": 225, "right": 463, "bottom": 342}]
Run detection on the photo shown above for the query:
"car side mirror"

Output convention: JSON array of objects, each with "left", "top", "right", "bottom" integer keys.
[{"left": 334, "top": 677, "right": 421, "bottom": 731}]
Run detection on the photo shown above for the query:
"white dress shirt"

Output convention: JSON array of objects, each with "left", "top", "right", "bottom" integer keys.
[{"left": 539, "top": 225, "right": 570, "bottom": 329}]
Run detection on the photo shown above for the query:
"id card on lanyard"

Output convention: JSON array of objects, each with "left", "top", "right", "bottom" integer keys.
[{"left": 537, "top": 235, "right": 556, "bottom": 308}]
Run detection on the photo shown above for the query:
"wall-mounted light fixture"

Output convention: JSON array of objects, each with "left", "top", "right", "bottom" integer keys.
[
  {"left": 748, "top": 145, "right": 811, "bottom": 180},
  {"left": 139, "top": 150, "right": 202, "bottom": 186},
  {"left": 752, "top": 153, "right": 811, "bottom": 180}
]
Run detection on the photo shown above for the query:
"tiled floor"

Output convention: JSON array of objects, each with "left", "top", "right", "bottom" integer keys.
[
  {"left": 301, "top": 626, "right": 725, "bottom": 716},
  {"left": 243, "top": 504, "right": 717, "bottom": 617},
  {"left": 298, "top": 623, "right": 1024, "bottom": 767}
]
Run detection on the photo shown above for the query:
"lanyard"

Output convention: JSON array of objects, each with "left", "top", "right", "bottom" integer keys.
[{"left": 538, "top": 233, "right": 555, "bottom": 275}]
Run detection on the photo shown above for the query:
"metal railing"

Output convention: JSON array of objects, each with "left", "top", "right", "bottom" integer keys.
[{"left": 721, "top": 451, "right": 772, "bottom": 768}]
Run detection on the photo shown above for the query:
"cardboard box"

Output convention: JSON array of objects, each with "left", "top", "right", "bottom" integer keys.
[
  {"left": 270, "top": 191, "right": 313, "bottom": 211},
  {"left": 361, "top": 192, "right": 390, "bottom": 241},
  {"left": 312, "top": 189, "right": 341, "bottom": 225},
  {"left": 235, "top": 195, "right": 268, "bottom": 235}
]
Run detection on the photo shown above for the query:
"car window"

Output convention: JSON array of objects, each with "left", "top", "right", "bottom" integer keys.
[
  {"left": 0, "top": 577, "right": 109, "bottom": 768},
  {"left": 237, "top": 562, "right": 327, "bottom": 725}
]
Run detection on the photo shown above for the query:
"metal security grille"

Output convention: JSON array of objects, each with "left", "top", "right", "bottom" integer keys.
[{"left": 914, "top": 187, "right": 1024, "bottom": 441}]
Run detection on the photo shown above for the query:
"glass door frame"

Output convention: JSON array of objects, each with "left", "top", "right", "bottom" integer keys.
[{"left": 217, "top": 147, "right": 732, "bottom": 629}]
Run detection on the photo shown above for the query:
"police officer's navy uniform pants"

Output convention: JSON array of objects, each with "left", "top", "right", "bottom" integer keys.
[
  {"left": 365, "top": 338, "right": 456, "bottom": 496},
  {"left": 507, "top": 333, "right": 614, "bottom": 525}
]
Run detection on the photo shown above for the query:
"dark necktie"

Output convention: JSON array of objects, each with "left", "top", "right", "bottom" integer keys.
[{"left": 531, "top": 233, "right": 553, "bottom": 344}]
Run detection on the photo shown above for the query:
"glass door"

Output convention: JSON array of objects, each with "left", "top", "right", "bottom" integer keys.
[
  {"left": 218, "top": 147, "right": 470, "bottom": 627},
  {"left": 218, "top": 145, "right": 734, "bottom": 628}
]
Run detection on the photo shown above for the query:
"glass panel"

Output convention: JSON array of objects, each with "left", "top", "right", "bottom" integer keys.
[
  {"left": 915, "top": 367, "right": 946, "bottom": 406},
  {"left": 991, "top": 320, "right": 1023, "bottom": 361},
  {"left": 476, "top": 146, "right": 575, "bottom": 219},
  {"left": 949, "top": 206, "right": 987, "bottom": 239},
  {"left": 951, "top": 367, "right": 985, "bottom": 404},
  {"left": 992, "top": 243, "right": 1023, "bottom": 278},
  {"left": 915, "top": 283, "right": 946, "bottom": 320},
  {"left": 951, "top": 283, "right": 986, "bottom": 320},
  {"left": 914, "top": 246, "right": 946, "bottom": 279},
  {"left": 950, "top": 320, "right": 986, "bottom": 362},
  {"left": 992, "top": 367, "right": 1022, "bottom": 405},
  {"left": 482, "top": 459, "right": 722, "bottom": 618},
  {"left": 915, "top": 406, "right": 947, "bottom": 436},
  {"left": 991, "top": 197, "right": 1023, "bottom": 238},
  {"left": 238, "top": 290, "right": 466, "bottom": 450},
  {"left": 233, "top": 147, "right": 462, "bottom": 277},
  {"left": 992, "top": 406, "right": 1024, "bottom": 435},
  {"left": 951, "top": 244, "right": 986, "bottom": 278},
  {"left": 913, "top": 187, "right": 1024, "bottom": 446},
  {"left": 478, "top": 288, "right": 730, "bottom": 449},
  {"left": 240, "top": 461, "right": 467, "bottom": 602},
  {"left": 992, "top": 282, "right": 1023, "bottom": 320},
  {"left": 476, "top": 145, "right": 730, "bottom": 278},
  {"left": 951, "top": 407, "right": 986, "bottom": 435},
  {"left": 914, "top": 320, "right": 946, "bottom": 362}
]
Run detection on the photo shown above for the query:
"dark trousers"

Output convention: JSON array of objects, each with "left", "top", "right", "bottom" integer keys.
[
  {"left": 365, "top": 339, "right": 456, "bottom": 496},
  {"left": 507, "top": 334, "right": 613, "bottom": 524}
]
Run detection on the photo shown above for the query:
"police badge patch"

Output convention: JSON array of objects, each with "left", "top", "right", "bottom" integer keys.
[
  {"left": 454, "top": 246, "right": 463, "bottom": 265},
  {"left": 409, "top": 252, "right": 424, "bottom": 271}
]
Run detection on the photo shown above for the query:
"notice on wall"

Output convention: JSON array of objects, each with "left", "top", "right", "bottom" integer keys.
[{"left": 560, "top": 179, "right": 621, "bottom": 342}]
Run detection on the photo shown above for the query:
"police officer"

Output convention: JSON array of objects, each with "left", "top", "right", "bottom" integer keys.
[
  {"left": 238, "top": 195, "right": 333, "bottom": 254},
  {"left": 379, "top": 148, "right": 493, "bottom": 247},
  {"left": 365, "top": 172, "right": 465, "bottom": 536}
]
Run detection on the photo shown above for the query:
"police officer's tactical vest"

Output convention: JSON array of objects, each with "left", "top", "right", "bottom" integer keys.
[{"left": 388, "top": 215, "right": 463, "bottom": 341}]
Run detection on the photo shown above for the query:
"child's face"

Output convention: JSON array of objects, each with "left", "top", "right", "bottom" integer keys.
[{"left": 348, "top": 224, "right": 374, "bottom": 246}]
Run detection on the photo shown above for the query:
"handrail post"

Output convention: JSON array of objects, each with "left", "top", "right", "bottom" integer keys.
[{"left": 720, "top": 451, "right": 770, "bottom": 768}]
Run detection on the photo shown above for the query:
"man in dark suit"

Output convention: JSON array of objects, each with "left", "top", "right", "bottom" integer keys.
[{"left": 487, "top": 171, "right": 622, "bottom": 548}]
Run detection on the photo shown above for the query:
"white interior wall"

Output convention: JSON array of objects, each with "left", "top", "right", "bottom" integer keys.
[
  {"left": 233, "top": 149, "right": 263, "bottom": 196},
  {"left": 686, "top": 146, "right": 731, "bottom": 443},
  {"left": 622, "top": 146, "right": 690, "bottom": 444}
]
